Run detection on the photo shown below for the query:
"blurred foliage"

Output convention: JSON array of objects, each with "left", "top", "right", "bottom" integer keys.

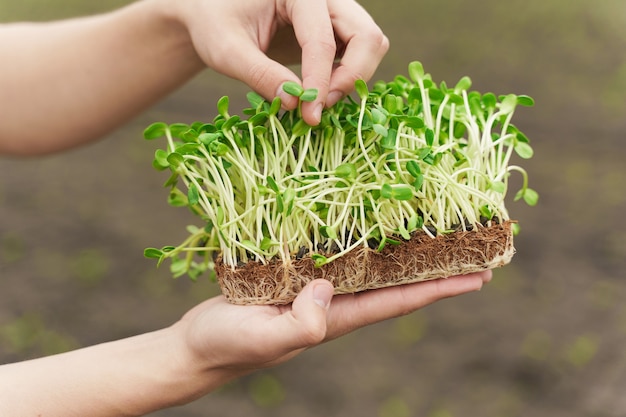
[
  {"left": 389, "top": 312, "right": 427, "bottom": 349},
  {"left": 428, "top": 407, "right": 454, "bottom": 417},
  {"left": 521, "top": 330, "right": 553, "bottom": 362},
  {"left": 0, "top": 314, "right": 79, "bottom": 357},
  {"left": 248, "top": 373, "right": 286, "bottom": 408},
  {"left": 378, "top": 396, "right": 411, "bottom": 417},
  {"left": 0, "top": 233, "right": 25, "bottom": 264},
  {"left": 70, "top": 249, "right": 110, "bottom": 287},
  {"left": 564, "top": 335, "right": 598, "bottom": 369},
  {"left": 0, "top": 0, "right": 131, "bottom": 21}
]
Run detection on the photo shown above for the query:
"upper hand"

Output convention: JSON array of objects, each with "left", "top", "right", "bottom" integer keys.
[
  {"left": 175, "top": 271, "right": 492, "bottom": 376},
  {"left": 173, "top": 0, "right": 389, "bottom": 125}
]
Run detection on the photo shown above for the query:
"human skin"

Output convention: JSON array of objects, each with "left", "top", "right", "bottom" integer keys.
[
  {"left": 0, "top": 0, "right": 389, "bottom": 154},
  {"left": 0, "top": 0, "right": 492, "bottom": 415},
  {"left": 0, "top": 273, "right": 491, "bottom": 417}
]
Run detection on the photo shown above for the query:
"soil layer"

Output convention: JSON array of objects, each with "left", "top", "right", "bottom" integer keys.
[{"left": 216, "top": 220, "right": 515, "bottom": 304}]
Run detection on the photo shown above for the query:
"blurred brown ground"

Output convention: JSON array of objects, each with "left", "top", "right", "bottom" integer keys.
[{"left": 1, "top": 1, "right": 626, "bottom": 416}]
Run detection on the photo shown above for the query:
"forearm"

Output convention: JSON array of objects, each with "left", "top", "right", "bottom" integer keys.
[
  {"left": 0, "top": 325, "right": 233, "bottom": 417},
  {"left": 0, "top": 0, "right": 204, "bottom": 155}
]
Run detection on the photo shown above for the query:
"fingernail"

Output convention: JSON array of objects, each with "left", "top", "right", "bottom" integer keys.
[
  {"left": 312, "top": 103, "right": 324, "bottom": 125},
  {"left": 313, "top": 282, "right": 333, "bottom": 310},
  {"left": 326, "top": 91, "right": 344, "bottom": 107}
]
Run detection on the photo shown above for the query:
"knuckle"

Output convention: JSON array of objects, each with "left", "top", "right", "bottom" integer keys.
[
  {"left": 302, "top": 33, "right": 337, "bottom": 57},
  {"left": 378, "top": 33, "right": 391, "bottom": 54},
  {"left": 362, "top": 26, "right": 390, "bottom": 54},
  {"left": 319, "top": 36, "right": 339, "bottom": 56}
]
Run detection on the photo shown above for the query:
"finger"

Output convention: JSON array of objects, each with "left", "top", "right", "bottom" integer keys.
[
  {"left": 325, "top": 0, "right": 390, "bottom": 107},
  {"left": 210, "top": 30, "right": 302, "bottom": 111},
  {"left": 287, "top": 0, "right": 337, "bottom": 125},
  {"left": 325, "top": 272, "right": 488, "bottom": 341},
  {"left": 268, "top": 279, "right": 334, "bottom": 352},
  {"left": 481, "top": 269, "right": 494, "bottom": 283}
]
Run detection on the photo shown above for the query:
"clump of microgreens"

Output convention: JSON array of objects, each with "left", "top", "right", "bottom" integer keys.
[{"left": 144, "top": 61, "right": 537, "bottom": 280}]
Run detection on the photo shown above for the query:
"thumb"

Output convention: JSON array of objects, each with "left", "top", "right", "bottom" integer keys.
[
  {"left": 298, "top": 278, "right": 334, "bottom": 312},
  {"left": 271, "top": 279, "right": 334, "bottom": 351}
]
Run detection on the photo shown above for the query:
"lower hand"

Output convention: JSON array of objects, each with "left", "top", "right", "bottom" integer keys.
[
  {"left": 175, "top": 271, "right": 492, "bottom": 375},
  {"left": 173, "top": 0, "right": 389, "bottom": 125}
]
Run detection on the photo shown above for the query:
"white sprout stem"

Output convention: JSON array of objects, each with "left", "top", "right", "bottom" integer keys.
[
  {"left": 356, "top": 97, "right": 380, "bottom": 178},
  {"left": 153, "top": 64, "right": 531, "bottom": 276}
]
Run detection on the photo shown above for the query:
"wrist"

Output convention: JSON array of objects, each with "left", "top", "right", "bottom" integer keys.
[
  {"left": 135, "top": 0, "right": 205, "bottom": 70},
  {"left": 160, "top": 321, "right": 241, "bottom": 406},
  {"left": 0, "top": 325, "right": 235, "bottom": 417}
]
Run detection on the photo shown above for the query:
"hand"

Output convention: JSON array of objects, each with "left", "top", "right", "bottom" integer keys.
[
  {"left": 175, "top": 271, "right": 491, "bottom": 376},
  {"left": 0, "top": 271, "right": 491, "bottom": 417},
  {"left": 0, "top": 0, "right": 387, "bottom": 154},
  {"left": 173, "top": 0, "right": 389, "bottom": 125}
]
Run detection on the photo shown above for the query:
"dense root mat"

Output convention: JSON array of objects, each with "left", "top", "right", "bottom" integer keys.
[{"left": 215, "top": 221, "right": 515, "bottom": 305}]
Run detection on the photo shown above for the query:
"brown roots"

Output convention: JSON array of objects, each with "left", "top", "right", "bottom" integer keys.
[{"left": 215, "top": 220, "right": 515, "bottom": 305}]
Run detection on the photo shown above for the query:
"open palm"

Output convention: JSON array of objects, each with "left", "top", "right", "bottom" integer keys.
[{"left": 178, "top": 271, "right": 491, "bottom": 374}]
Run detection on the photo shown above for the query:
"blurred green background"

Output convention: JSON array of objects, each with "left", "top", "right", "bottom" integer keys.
[{"left": 1, "top": 1, "right": 625, "bottom": 416}]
